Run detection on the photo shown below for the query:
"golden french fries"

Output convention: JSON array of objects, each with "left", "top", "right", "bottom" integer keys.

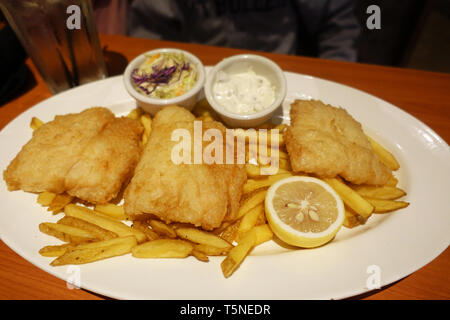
[
  {"left": 243, "top": 173, "right": 292, "bottom": 194},
  {"left": 196, "top": 107, "right": 215, "bottom": 117},
  {"left": 47, "top": 193, "right": 73, "bottom": 214},
  {"left": 197, "top": 115, "right": 215, "bottom": 122},
  {"left": 278, "top": 150, "right": 289, "bottom": 159},
  {"left": 140, "top": 113, "right": 152, "bottom": 145},
  {"left": 170, "top": 222, "right": 198, "bottom": 229},
  {"left": 364, "top": 198, "right": 409, "bottom": 213},
  {"left": 252, "top": 224, "right": 273, "bottom": 245},
  {"left": 175, "top": 228, "right": 232, "bottom": 249},
  {"left": 278, "top": 157, "right": 291, "bottom": 171},
  {"left": 343, "top": 208, "right": 362, "bottom": 228},
  {"left": 265, "top": 148, "right": 288, "bottom": 160},
  {"left": 37, "top": 191, "right": 56, "bottom": 206},
  {"left": 39, "top": 244, "right": 72, "bottom": 257},
  {"left": 132, "top": 239, "right": 193, "bottom": 258},
  {"left": 221, "top": 228, "right": 257, "bottom": 278},
  {"left": 237, "top": 189, "right": 267, "bottom": 219},
  {"left": 141, "top": 133, "right": 148, "bottom": 146},
  {"left": 233, "top": 128, "right": 285, "bottom": 147},
  {"left": 238, "top": 204, "right": 264, "bottom": 236},
  {"left": 274, "top": 123, "right": 287, "bottom": 132},
  {"left": 194, "top": 244, "right": 230, "bottom": 256},
  {"left": 245, "top": 164, "right": 289, "bottom": 178},
  {"left": 148, "top": 219, "right": 177, "bottom": 238},
  {"left": 94, "top": 203, "right": 127, "bottom": 220},
  {"left": 132, "top": 221, "right": 160, "bottom": 241},
  {"left": 245, "top": 145, "right": 287, "bottom": 169},
  {"left": 385, "top": 175, "right": 399, "bottom": 187},
  {"left": 220, "top": 220, "right": 240, "bottom": 244},
  {"left": 211, "top": 221, "right": 231, "bottom": 235},
  {"left": 126, "top": 107, "right": 143, "bottom": 120},
  {"left": 65, "top": 204, "right": 146, "bottom": 243},
  {"left": 140, "top": 114, "right": 152, "bottom": 134},
  {"left": 352, "top": 185, "right": 406, "bottom": 200},
  {"left": 274, "top": 131, "right": 284, "bottom": 147},
  {"left": 255, "top": 209, "right": 267, "bottom": 226},
  {"left": 191, "top": 250, "right": 209, "bottom": 262},
  {"left": 367, "top": 136, "right": 400, "bottom": 171},
  {"left": 245, "top": 164, "right": 262, "bottom": 178},
  {"left": 39, "top": 222, "right": 97, "bottom": 243},
  {"left": 221, "top": 225, "right": 273, "bottom": 277},
  {"left": 30, "top": 117, "right": 44, "bottom": 130},
  {"left": 57, "top": 216, "right": 117, "bottom": 241},
  {"left": 195, "top": 110, "right": 217, "bottom": 121},
  {"left": 50, "top": 236, "right": 137, "bottom": 266},
  {"left": 324, "top": 178, "right": 374, "bottom": 219}
]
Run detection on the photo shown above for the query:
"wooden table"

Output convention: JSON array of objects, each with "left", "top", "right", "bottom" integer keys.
[{"left": 0, "top": 34, "right": 449, "bottom": 300}]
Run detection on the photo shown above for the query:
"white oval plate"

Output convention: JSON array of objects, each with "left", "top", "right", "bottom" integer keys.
[{"left": 1, "top": 71, "right": 449, "bottom": 300}]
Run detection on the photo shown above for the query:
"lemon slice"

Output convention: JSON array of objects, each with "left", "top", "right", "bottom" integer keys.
[{"left": 265, "top": 176, "right": 344, "bottom": 248}]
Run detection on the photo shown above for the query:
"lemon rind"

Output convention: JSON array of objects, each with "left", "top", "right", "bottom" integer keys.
[{"left": 265, "top": 176, "right": 345, "bottom": 247}]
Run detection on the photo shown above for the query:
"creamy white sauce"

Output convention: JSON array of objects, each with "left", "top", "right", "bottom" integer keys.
[{"left": 213, "top": 68, "right": 276, "bottom": 114}]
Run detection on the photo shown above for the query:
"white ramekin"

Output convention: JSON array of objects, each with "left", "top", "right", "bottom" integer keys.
[
  {"left": 123, "top": 48, "right": 206, "bottom": 115},
  {"left": 204, "top": 54, "right": 287, "bottom": 128}
]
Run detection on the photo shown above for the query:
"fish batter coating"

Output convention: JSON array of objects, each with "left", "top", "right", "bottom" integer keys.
[
  {"left": 124, "top": 106, "right": 246, "bottom": 230},
  {"left": 285, "top": 100, "right": 391, "bottom": 185},
  {"left": 3, "top": 107, "right": 143, "bottom": 204},
  {"left": 4, "top": 107, "right": 115, "bottom": 193},
  {"left": 65, "top": 117, "right": 143, "bottom": 204}
]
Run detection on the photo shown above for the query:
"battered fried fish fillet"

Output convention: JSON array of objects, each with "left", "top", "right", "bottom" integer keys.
[
  {"left": 3, "top": 107, "right": 143, "bottom": 204},
  {"left": 124, "top": 106, "right": 246, "bottom": 230},
  {"left": 285, "top": 100, "right": 391, "bottom": 185},
  {"left": 64, "top": 117, "right": 143, "bottom": 203},
  {"left": 4, "top": 108, "right": 115, "bottom": 193}
]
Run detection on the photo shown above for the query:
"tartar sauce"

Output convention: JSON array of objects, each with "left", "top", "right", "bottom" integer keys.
[{"left": 213, "top": 68, "right": 276, "bottom": 114}]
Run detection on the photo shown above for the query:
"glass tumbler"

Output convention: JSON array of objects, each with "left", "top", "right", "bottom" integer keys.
[{"left": 0, "top": 0, "right": 107, "bottom": 94}]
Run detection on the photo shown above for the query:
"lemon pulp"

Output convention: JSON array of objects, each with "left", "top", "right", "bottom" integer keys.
[{"left": 265, "top": 176, "right": 344, "bottom": 248}]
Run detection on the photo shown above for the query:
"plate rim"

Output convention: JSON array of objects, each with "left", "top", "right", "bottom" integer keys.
[{"left": 0, "top": 72, "right": 449, "bottom": 300}]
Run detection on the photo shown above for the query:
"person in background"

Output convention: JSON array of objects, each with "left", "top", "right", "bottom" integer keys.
[
  {"left": 0, "top": 12, "right": 30, "bottom": 105},
  {"left": 127, "top": 0, "right": 360, "bottom": 61},
  {"left": 93, "top": 0, "right": 130, "bottom": 35}
]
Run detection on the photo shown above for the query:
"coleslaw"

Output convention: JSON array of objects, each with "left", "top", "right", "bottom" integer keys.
[{"left": 131, "top": 52, "right": 198, "bottom": 99}]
